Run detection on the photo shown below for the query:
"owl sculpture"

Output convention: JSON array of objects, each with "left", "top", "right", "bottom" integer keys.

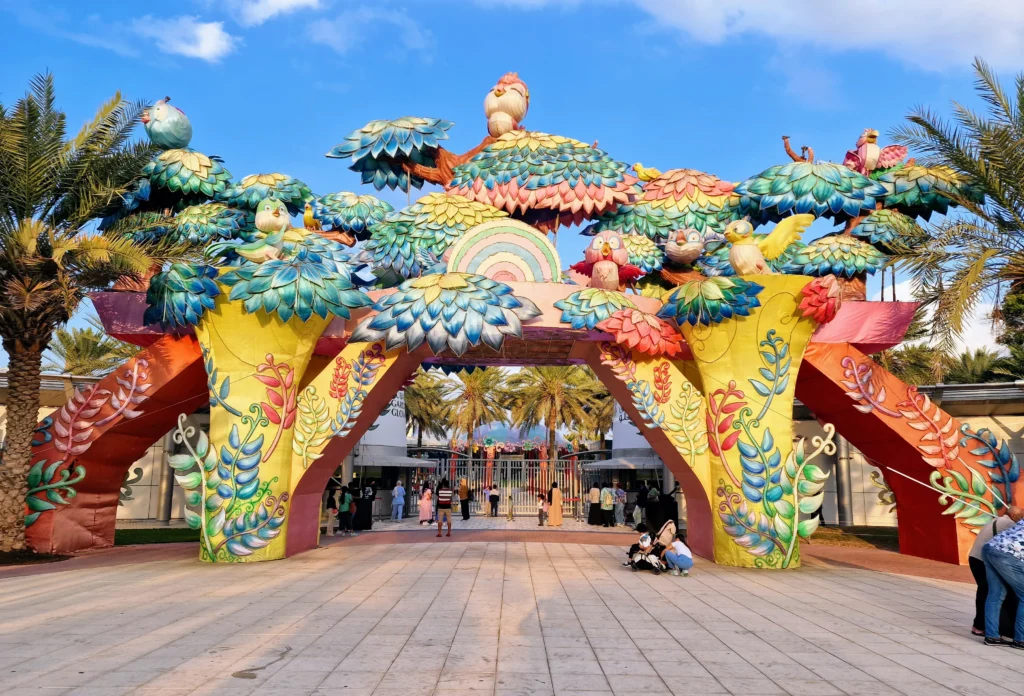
[
  {"left": 483, "top": 72, "right": 530, "bottom": 137},
  {"left": 661, "top": 228, "right": 708, "bottom": 286},
  {"left": 569, "top": 230, "right": 643, "bottom": 290}
]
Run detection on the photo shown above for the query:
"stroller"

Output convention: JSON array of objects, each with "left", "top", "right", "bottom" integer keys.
[{"left": 625, "top": 532, "right": 666, "bottom": 574}]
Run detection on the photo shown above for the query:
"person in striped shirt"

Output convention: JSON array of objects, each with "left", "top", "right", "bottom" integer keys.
[{"left": 436, "top": 478, "right": 453, "bottom": 538}]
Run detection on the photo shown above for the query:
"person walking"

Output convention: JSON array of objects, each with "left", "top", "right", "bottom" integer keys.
[
  {"left": 338, "top": 486, "right": 356, "bottom": 537},
  {"left": 489, "top": 485, "right": 500, "bottom": 517},
  {"left": 548, "top": 482, "right": 563, "bottom": 527},
  {"left": 982, "top": 513, "right": 1024, "bottom": 648},
  {"left": 391, "top": 480, "right": 406, "bottom": 521},
  {"left": 459, "top": 478, "right": 471, "bottom": 520},
  {"left": 588, "top": 482, "right": 602, "bottom": 525},
  {"left": 324, "top": 489, "right": 339, "bottom": 537},
  {"left": 419, "top": 484, "right": 433, "bottom": 526},
  {"left": 971, "top": 507, "right": 1022, "bottom": 637},
  {"left": 436, "top": 478, "right": 454, "bottom": 537},
  {"left": 600, "top": 482, "right": 615, "bottom": 528},
  {"left": 613, "top": 481, "right": 626, "bottom": 527}
]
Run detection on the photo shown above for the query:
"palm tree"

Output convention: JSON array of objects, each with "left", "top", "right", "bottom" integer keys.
[
  {"left": 42, "top": 322, "right": 137, "bottom": 376},
  {"left": 873, "top": 344, "right": 946, "bottom": 386},
  {"left": 944, "top": 347, "right": 1010, "bottom": 384},
  {"left": 995, "top": 345, "right": 1024, "bottom": 379},
  {"left": 441, "top": 368, "right": 508, "bottom": 455},
  {"left": 404, "top": 369, "right": 450, "bottom": 447},
  {"left": 0, "top": 75, "right": 157, "bottom": 552},
  {"left": 506, "top": 366, "right": 601, "bottom": 459},
  {"left": 891, "top": 58, "right": 1024, "bottom": 354}
]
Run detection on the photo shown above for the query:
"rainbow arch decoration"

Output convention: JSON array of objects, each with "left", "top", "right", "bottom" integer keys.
[{"left": 446, "top": 219, "right": 561, "bottom": 283}]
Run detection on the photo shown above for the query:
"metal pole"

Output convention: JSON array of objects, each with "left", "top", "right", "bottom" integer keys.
[
  {"left": 835, "top": 434, "right": 854, "bottom": 526},
  {"left": 155, "top": 430, "right": 176, "bottom": 525}
]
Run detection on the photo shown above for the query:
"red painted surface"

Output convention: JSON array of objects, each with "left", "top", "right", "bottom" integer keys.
[{"left": 26, "top": 334, "right": 207, "bottom": 555}]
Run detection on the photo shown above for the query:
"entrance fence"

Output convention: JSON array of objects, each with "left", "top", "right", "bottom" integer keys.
[{"left": 406, "top": 448, "right": 610, "bottom": 520}]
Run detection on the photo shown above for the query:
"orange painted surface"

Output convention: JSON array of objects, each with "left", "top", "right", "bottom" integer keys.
[
  {"left": 800, "top": 343, "right": 1021, "bottom": 565},
  {"left": 25, "top": 334, "right": 207, "bottom": 555}
]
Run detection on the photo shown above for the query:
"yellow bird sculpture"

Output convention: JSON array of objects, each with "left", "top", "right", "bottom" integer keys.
[
  {"left": 303, "top": 203, "right": 322, "bottom": 231},
  {"left": 633, "top": 162, "right": 663, "bottom": 182},
  {"left": 724, "top": 214, "right": 814, "bottom": 275}
]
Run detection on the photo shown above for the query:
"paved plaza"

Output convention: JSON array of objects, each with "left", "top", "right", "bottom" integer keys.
[{"left": 1, "top": 539, "right": 1021, "bottom": 696}]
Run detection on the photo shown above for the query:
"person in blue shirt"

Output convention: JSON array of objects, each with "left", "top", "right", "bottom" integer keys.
[
  {"left": 391, "top": 480, "right": 406, "bottom": 521},
  {"left": 983, "top": 515, "right": 1024, "bottom": 648}
]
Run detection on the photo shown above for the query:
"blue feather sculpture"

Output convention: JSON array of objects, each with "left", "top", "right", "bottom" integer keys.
[{"left": 142, "top": 97, "right": 193, "bottom": 150}]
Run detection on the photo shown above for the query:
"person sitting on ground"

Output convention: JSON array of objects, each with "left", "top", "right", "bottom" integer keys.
[
  {"left": 971, "top": 506, "right": 1023, "bottom": 637},
  {"left": 982, "top": 510, "right": 1024, "bottom": 648},
  {"left": 537, "top": 493, "right": 547, "bottom": 526},
  {"left": 663, "top": 531, "right": 693, "bottom": 577},
  {"left": 436, "top": 478, "right": 454, "bottom": 537},
  {"left": 623, "top": 523, "right": 665, "bottom": 574},
  {"left": 489, "top": 485, "right": 500, "bottom": 517}
]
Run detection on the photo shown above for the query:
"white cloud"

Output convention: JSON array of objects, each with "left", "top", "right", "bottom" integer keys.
[
  {"left": 230, "top": 0, "right": 321, "bottom": 26},
  {"left": 473, "top": 0, "right": 1024, "bottom": 71},
  {"left": 309, "top": 7, "right": 434, "bottom": 57},
  {"left": 132, "top": 16, "right": 238, "bottom": 62}
]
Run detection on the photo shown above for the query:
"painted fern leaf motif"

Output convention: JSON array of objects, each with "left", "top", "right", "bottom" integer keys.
[
  {"left": 95, "top": 359, "right": 152, "bottom": 427},
  {"left": 930, "top": 466, "right": 997, "bottom": 531},
  {"left": 839, "top": 356, "right": 901, "bottom": 417},
  {"left": 53, "top": 384, "right": 111, "bottom": 457},
  {"left": 202, "top": 342, "right": 241, "bottom": 416},
  {"left": 294, "top": 386, "right": 332, "bottom": 469},
  {"left": 897, "top": 387, "right": 959, "bottom": 467},
  {"left": 255, "top": 355, "right": 298, "bottom": 462},
  {"left": 959, "top": 424, "right": 1019, "bottom": 507},
  {"left": 332, "top": 343, "right": 387, "bottom": 439}
]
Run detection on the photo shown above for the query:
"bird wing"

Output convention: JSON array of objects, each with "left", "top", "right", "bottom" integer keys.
[
  {"left": 843, "top": 149, "right": 864, "bottom": 172},
  {"left": 757, "top": 214, "right": 814, "bottom": 261},
  {"left": 569, "top": 260, "right": 595, "bottom": 277},
  {"left": 617, "top": 264, "right": 646, "bottom": 283},
  {"left": 876, "top": 145, "right": 908, "bottom": 170}
]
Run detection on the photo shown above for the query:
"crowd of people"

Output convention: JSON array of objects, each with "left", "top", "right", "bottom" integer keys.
[{"left": 972, "top": 505, "right": 1024, "bottom": 649}]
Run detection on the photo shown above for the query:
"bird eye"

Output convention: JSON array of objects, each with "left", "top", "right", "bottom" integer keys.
[
  {"left": 591, "top": 239, "right": 603, "bottom": 250},
  {"left": 608, "top": 237, "right": 621, "bottom": 249},
  {"left": 687, "top": 232, "right": 701, "bottom": 243}
]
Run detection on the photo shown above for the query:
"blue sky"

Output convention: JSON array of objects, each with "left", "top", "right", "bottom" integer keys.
[{"left": 2, "top": 0, "right": 1022, "bottom": 366}]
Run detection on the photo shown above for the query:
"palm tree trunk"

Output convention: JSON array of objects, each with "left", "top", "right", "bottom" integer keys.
[
  {"left": 417, "top": 424, "right": 423, "bottom": 448},
  {"left": 0, "top": 340, "right": 44, "bottom": 552}
]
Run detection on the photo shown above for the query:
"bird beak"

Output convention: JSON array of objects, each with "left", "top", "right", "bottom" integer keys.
[
  {"left": 272, "top": 209, "right": 281, "bottom": 218},
  {"left": 494, "top": 88, "right": 505, "bottom": 97},
  {"left": 140, "top": 111, "right": 150, "bottom": 124},
  {"left": 601, "top": 242, "right": 611, "bottom": 257}
]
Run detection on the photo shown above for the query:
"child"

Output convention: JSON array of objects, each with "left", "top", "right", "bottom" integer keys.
[
  {"left": 623, "top": 523, "right": 665, "bottom": 574},
  {"left": 537, "top": 494, "right": 548, "bottom": 526},
  {"left": 663, "top": 531, "right": 693, "bottom": 577}
]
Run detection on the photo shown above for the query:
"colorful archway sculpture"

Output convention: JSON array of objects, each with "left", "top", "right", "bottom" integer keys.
[{"left": 23, "top": 77, "right": 1017, "bottom": 568}]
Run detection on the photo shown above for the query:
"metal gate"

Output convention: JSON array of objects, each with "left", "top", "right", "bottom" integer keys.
[{"left": 406, "top": 448, "right": 608, "bottom": 519}]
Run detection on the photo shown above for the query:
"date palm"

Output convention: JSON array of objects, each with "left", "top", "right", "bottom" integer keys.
[
  {"left": 404, "top": 369, "right": 450, "bottom": 447},
  {"left": 507, "top": 366, "right": 601, "bottom": 459},
  {"left": 890, "top": 58, "right": 1024, "bottom": 354},
  {"left": 441, "top": 368, "right": 508, "bottom": 455},
  {"left": 42, "top": 320, "right": 138, "bottom": 376},
  {"left": 944, "top": 347, "right": 1009, "bottom": 384},
  {"left": 0, "top": 74, "right": 158, "bottom": 552}
]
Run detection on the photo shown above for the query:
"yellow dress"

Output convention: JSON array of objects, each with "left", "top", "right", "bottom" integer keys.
[{"left": 548, "top": 488, "right": 563, "bottom": 526}]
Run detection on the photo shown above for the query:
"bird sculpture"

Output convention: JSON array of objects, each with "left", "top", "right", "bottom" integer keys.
[
  {"left": 660, "top": 228, "right": 708, "bottom": 285},
  {"left": 209, "top": 198, "right": 292, "bottom": 263},
  {"left": 303, "top": 203, "right": 322, "bottom": 231},
  {"left": 843, "top": 128, "right": 908, "bottom": 175},
  {"left": 483, "top": 72, "right": 530, "bottom": 137},
  {"left": 141, "top": 97, "right": 193, "bottom": 150},
  {"left": 633, "top": 163, "right": 663, "bottom": 182},
  {"left": 569, "top": 229, "right": 644, "bottom": 290},
  {"left": 724, "top": 214, "right": 814, "bottom": 275}
]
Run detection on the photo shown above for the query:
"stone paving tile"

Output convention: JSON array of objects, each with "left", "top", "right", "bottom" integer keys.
[{"left": 0, "top": 541, "right": 1016, "bottom": 696}]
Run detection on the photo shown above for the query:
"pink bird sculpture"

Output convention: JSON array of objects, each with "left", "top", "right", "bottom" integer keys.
[
  {"left": 570, "top": 230, "right": 644, "bottom": 290},
  {"left": 843, "top": 128, "right": 908, "bottom": 175}
]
